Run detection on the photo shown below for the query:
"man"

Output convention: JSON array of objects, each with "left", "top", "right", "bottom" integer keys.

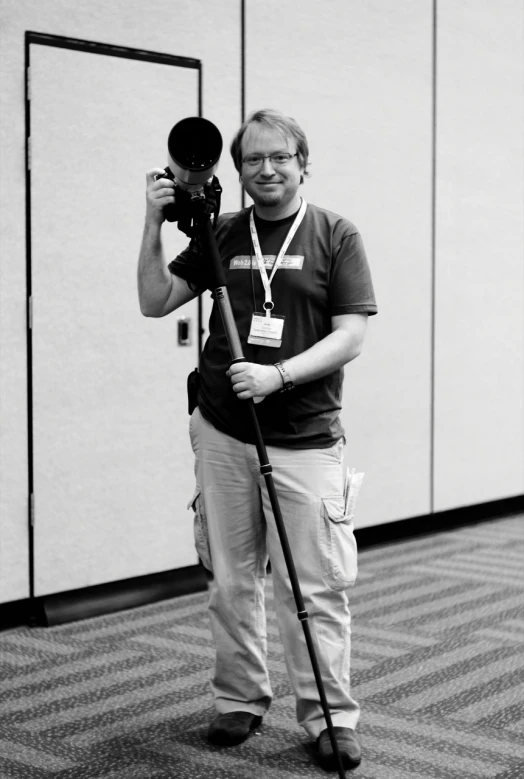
[{"left": 138, "top": 109, "right": 377, "bottom": 771}]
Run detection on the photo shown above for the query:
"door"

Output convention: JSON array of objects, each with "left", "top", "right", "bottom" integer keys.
[{"left": 29, "top": 38, "right": 202, "bottom": 595}]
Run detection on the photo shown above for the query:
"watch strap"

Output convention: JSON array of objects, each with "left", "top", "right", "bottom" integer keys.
[{"left": 274, "top": 361, "right": 294, "bottom": 392}]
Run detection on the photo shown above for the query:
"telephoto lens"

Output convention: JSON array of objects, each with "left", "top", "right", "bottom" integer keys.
[{"left": 167, "top": 117, "right": 223, "bottom": 189}]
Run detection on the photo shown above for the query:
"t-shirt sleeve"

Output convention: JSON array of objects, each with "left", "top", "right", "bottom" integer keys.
[
  {"left": 167, "top": 238, "right": 209, "bottom": 294},
  {"left": 166, "top": 213, "right": 236, "bottom": 293},
  {"left": 329, "top": 231, "right": 378, "bottom": 316}
]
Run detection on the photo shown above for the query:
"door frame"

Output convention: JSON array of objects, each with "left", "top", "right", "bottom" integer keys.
[{"left": 24, "top": 31, "right": 203, "bottom": 614}]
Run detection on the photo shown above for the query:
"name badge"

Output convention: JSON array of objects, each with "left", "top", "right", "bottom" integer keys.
[{"left": 247, "top": 312, "right": 285, "bottom": 348}]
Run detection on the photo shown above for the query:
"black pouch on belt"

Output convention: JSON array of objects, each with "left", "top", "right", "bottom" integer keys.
[{"left": 187, "top": 368, "right": 200, "bottom": 415}]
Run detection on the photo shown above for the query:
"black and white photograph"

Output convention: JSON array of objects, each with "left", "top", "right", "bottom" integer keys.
[{"left": 0, "top": 2, "right": 523, "bottom": 778}]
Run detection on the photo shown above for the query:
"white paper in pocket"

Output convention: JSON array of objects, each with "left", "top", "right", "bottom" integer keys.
[{"left": 344, "top": 468, "right": 365, "bottom": 519}]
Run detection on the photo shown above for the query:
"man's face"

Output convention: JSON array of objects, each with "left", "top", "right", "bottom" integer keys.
[{"left": 240, "top": 125, "right": 304, "bottom": 212}]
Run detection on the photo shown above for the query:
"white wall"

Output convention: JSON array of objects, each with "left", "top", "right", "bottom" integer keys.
[
  {"left": 0, "top": 0, "right": 522, "bottom": 604},
  {"left": 434, "top": 0, "right": 524, "bottom": 510},
  {"left": 246, "top": 0, "right": 434, "bottom": 527},
  {"left": 245, "top": 0, "right": 523, "bottom": 527}
]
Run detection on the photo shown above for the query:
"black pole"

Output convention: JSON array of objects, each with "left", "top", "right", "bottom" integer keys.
[{"left": 198, "top": 214, "right": 347, "bottom": 778}]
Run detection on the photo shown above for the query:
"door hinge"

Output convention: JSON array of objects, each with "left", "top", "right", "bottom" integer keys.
[
  {"left": 28, "top": 295, "right": 32, "bottom": 330},
  {"left": 27, "top": 66, "right": 31, "bottom": 101},
  {"left": 30, "top": 493, "right": 35, "bottom": 527},
  {"left": 27, "top": 136, "right": 31, "bottom": 171}
]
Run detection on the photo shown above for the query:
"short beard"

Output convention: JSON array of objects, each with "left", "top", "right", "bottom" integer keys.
[{"left": 254, "top": 192, "right": 282, "bottom": 208}]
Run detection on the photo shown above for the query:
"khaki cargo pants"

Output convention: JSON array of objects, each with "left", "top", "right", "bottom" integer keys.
[{"left": 188, "top": 407, "right": 360, "bottom": 739}]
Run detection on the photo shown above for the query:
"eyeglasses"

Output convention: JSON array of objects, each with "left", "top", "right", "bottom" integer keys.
[{"left": 242, "top": 152, "right": 298, "bottom": 168}]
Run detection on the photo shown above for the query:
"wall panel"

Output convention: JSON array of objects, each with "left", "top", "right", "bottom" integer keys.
[
  {"left": 0, "top": 0, "right": 241, "bottom": 603},
  {"left": 434, "top": 0, "right": 524, "bottom": 510},
  {"left": 246, "top": 0, "right": 434, "bottom": 527}
]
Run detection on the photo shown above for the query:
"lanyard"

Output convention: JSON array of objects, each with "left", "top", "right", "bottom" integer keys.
[{"left": 249, "top": 199, "right": 307, "bottom": 316}]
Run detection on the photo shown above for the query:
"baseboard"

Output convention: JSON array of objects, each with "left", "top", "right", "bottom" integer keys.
[
  {"left": 0, "top": 564, "right": 208, "bottom": 630},
  {"left": 0, "top": 597, "right": 35, "bottom": 632},
  {"left": 355, "top": 494, "right": 524, "bottom": 549},
  {"left": 1, "top": 495, "right": 522, "bottom": 631}
]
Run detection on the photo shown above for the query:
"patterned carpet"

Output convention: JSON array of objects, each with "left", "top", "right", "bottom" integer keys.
[{"left": 0, "top": 514, "right": 523, "bottom": 779}]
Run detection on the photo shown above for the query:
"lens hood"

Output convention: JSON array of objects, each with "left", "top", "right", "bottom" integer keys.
[{"left": 167, "top": 117, "right": 223, "bottom": 188}]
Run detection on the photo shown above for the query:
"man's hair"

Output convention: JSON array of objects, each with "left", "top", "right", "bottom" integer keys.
[{"left": 230, "top": 108, "right": 310, "bottom": 178}]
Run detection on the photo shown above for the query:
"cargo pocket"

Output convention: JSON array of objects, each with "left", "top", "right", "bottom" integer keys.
[
  {"left": 319, "top": 493, "right": 358, "bottom": 591},
  {"left": 187, "top": 485, "right": 213, "bottom": 573}
]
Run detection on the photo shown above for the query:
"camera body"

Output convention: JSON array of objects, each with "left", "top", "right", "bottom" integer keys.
[{"left": 155, "top": 166, "right": 194, "bottom": 224}]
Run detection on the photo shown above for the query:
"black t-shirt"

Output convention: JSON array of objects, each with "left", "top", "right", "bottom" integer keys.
[{"left": 168, "top": 202, "right": 377, "bottom": 448}]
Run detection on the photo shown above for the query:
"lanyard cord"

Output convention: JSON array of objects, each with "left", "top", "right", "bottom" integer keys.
[
  {"left": 249, "top": 200, "right": 307, "bottom": 316},
  {"left": 250, "top": 248, "right": 257, "bottom": 312}
]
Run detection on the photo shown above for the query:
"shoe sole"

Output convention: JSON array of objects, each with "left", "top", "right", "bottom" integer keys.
[{"left": 320, "top": 753, "right": 362, "bottom": 771}]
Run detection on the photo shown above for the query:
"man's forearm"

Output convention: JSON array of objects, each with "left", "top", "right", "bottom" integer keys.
[
  {"left": 284, "top": 326, "right": 363, "bottom": 387},
  {"left": 137, "top": 221, "right": 174, "bottom": 316},
  {"left": 227, "top": 314, "right": 368, "bottom": 400}
]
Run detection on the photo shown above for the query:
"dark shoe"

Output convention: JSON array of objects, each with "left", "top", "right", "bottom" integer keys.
[
  {"left": 207, "top": 711, "right": 262, "bottom": 746},
  {"left": 317, "top": 726, "right": 361, "bottom": 771}
]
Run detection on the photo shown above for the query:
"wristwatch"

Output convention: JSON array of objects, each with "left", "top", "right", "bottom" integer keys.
[{"left": 274, "top": 361, "right": 294, "bottom": 392}]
